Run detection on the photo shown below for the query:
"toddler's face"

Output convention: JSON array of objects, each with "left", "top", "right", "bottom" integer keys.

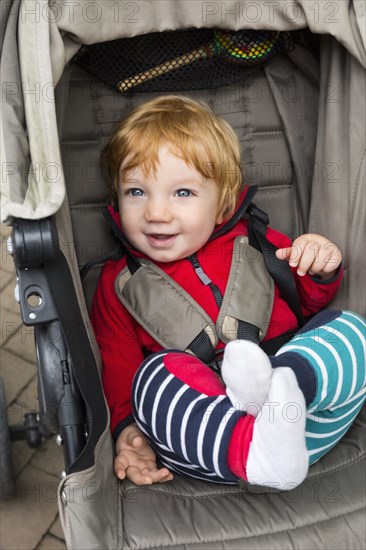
[{"left": 118, "top": 145, "right": 222, "bottom": 262}]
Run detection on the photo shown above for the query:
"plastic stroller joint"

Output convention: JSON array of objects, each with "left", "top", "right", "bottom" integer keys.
[
  {"left": 11, "top": 218, "right": 59, "bottom": 269},
  {"left": 9, "top": 219, "right": 60, "bottom": 326},
  {"left": 15, "top": 266, "right": 59, "bottom": 326}
]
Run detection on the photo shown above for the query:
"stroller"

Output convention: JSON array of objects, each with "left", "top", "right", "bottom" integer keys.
[{"left": 1, "top": 1, "right": 365, "bottom": 548}]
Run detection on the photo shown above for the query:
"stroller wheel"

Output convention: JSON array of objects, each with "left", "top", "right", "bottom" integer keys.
[{"left": 0, "top": 379, "right": 15, "bottom": 499}]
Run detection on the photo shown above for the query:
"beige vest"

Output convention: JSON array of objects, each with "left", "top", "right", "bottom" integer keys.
[{"left": 115, "top": 236, "right": 274, "bottom": 355}]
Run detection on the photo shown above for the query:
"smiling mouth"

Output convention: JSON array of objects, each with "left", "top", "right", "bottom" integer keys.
[
  {"left": 151, "top": 234, "right": 174, "bottom": 239},
  {"left": 146, "top": 233, "right": 178, "bottom": 247}
]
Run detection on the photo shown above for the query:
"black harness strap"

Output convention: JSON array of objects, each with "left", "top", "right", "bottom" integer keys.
[
  {"left": 259, "top": 329, "right": 298, "bottom": 355},
  {"left": 126, "top": 250, "right": 143, "bottom": 275},
  {"left": 237, "top": 320, "right": 260, "bottom": 342},
  {"left": 247, "top": 203, "right": 305, "bottom": 328},
  {"left": 80, "top": 243, "right": 124, "bottom": 280},
  {"left": 209, "top": 185, "right": 257, "bottom": 242},
  {"left": 211, "top": 185, "right": 304, "bottom": 329},
  {"left": 188, "top": 330, "right": 217, "bottom": 365}
]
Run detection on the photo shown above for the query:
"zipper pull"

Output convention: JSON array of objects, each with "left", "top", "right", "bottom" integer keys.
[{"left": 188, "top": 254, "right": 212, "bottom": 285}]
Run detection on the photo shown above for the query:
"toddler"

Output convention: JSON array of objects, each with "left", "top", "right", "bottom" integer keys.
[{"left": 92, "top": 95, "right": 365, "bottom": 489}]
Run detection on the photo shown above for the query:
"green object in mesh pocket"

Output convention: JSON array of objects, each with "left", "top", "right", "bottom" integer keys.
[{"left": 72, "top": 28, "right": 295, "bottom": 93}]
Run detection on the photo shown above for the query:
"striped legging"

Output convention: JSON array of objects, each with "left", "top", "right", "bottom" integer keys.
[
  {"left": 275, "top": 310, "right": 366, "bottom": 464},
  {"left": 131, "top": 310, "right": 366, "bottom": 483}
]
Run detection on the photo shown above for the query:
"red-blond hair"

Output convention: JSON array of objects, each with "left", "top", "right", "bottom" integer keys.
[{"left": 103, "top": 95, "right": 243, "bottom": 221}]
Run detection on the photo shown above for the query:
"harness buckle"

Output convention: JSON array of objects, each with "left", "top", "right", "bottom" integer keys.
[{"left": 248, "top": 204, "right": 269, "bottom": 226}]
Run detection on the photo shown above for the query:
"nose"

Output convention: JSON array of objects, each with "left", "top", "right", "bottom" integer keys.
[{"left": 144, "top": 197, "right": 173, "bottom": 222}]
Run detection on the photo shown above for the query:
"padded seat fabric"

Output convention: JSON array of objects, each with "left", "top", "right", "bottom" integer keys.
[
  {"left": 118, "top": 409, "right": 365, "bottom": 550},
  {"left": 59, "top": 405, "right": 365, "bottom": 549}
]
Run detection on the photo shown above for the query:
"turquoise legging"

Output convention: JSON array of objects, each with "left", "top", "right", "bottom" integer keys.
[{"left": 276, "top": 311, "right": 366, "bottom": 464}]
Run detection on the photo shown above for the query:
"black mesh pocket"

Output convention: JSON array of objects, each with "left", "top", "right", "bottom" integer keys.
[{"left": 73, "top": 28, "right": 294, "bottom": 93}]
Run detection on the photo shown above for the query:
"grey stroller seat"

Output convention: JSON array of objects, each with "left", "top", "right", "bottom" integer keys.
[{"left": 1, "top": 1, "right": 365, "bottom": 549}]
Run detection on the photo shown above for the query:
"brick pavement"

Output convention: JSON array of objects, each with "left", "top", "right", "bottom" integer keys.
[{"left": 0, "top": 225, "right": 67, "bottom": 550}]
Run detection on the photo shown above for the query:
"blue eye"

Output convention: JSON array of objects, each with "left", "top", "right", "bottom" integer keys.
[
  {"left": 176, "top": 189, "right": 192, "bottom": 197},
  {"left": 128, "top": 188, "right": 144, "bottom": 196}
]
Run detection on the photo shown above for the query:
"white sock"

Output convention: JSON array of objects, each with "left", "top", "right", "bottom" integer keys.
[
  {"left": 246, "top": 367, "right": 309, "bottom": 490},
  {"left": 221, "top": 340, "right": 272, "bottom": 415}
]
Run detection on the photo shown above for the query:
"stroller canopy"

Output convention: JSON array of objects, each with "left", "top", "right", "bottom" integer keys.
[{"left": 1, "top": 0, "right": 365, "bottom": 224}]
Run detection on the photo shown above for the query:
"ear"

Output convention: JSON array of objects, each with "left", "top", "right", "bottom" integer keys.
[
  {"left": 216, "top": 198, "right": 229, "bottom": 225},
  {"left": 216, "top": 210, "right": 225, "bottom": 225}
]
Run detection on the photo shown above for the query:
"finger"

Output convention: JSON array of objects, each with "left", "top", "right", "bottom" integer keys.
[
  {"left": 157, "top": 471, "right": 174, "bottom": 483},
  {"left": 115, "top": 468, "right": 126, "bottom": 480},
  {"left": 125, "top": 428, "right": 144, "bottom": 448},
  {"left": 288, "top": 237, "right": 308, "bottom": 269},
  {"left": 146, "top": 467, "right": 173, "bottom": 483},
  {"left": 275, "top": 247, "right": 291, "bottom": 261},
  {"left": 126, "top": 466, "right": 153, "bottom": 485},
  {"left": 137, "top": 467, "right": 173, "bottom": 485},
  {"left": 131, "top": 434, "right": 144, "bottom": 448},
  {"left": 296, "top": 240, "right": 320, "bottom": 275},
  {"left": 114, "top": 456, "right": 127, "bottom": 480},
  {"left": 317, "top": 242, "right": 342, "bottom": 273},
  {"left": 114, "top": 448, "right": 132, "bottom": 474},
  {"left": 307, "top": 252, "right": 328, "bottom": 275},
  {"left": 126, "top": 465, "right": 173, "bottom": 485}
]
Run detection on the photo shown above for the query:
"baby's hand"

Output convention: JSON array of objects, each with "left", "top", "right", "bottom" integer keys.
[
  {"left": 114, "top": 424, "right": 173, "bottom": 485},
  {"left": 275, "top": 233, "right": 342, "bottom": 279}
]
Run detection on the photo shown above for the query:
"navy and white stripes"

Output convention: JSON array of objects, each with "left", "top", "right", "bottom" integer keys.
[{"left": 132, "top": 352, "right": 242, "bottom": 483}]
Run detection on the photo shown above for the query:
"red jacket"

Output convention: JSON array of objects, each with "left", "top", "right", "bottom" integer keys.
[{"left": 91, "top": 194, "right": 343, "bottom": 436}]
